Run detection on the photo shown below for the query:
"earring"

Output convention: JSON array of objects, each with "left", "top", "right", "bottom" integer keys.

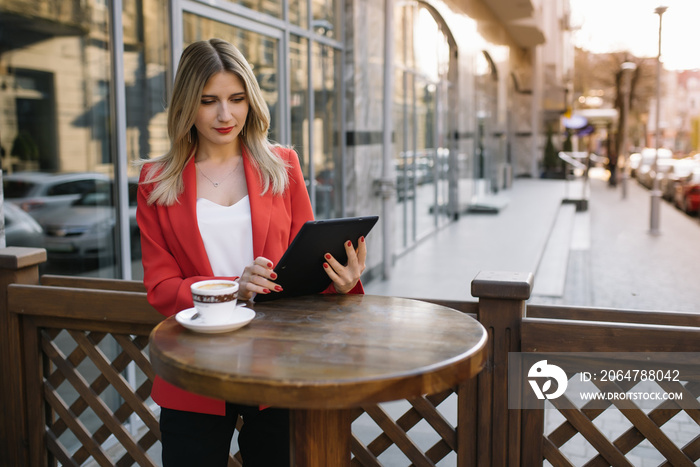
[{"left": 187, "top": 129, "right": 192, "bottom": 144}]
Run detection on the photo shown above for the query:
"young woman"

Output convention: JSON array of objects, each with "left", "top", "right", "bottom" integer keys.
[{"left": 136, "top": 38, "right": 366, "bottom": 466}]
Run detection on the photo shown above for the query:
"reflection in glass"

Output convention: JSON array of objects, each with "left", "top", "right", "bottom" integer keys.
[
  {"left": 222, "top": 0, "right": 282, "bottom": 19},
  {"left": 414, "top": 77, "right": 434, "bottom": 241},
  {"left": 290, "top": 35, "right": 309, "bottom": 182},
  {"left": 0, "top": 0, "right": 165, "bottom": 457},
  {"left": 394, "top": 69, "right": 415, "bottom": 250},
  {"left": 393, "top": 2, "right": 452, "bottom": 253},
  {"left": 40, "top": 178, "right": 140, "bottom": 269},
  {"left": 476, "top": 51, "right": 498, "bottom": 185},
  {"left": 289, "top": 0, "right": 308, "bottom": 28},
  {"left": 124, "top": 0, "right": 170, "bottom": 279},
  {"left": 311, "top": 0, "right": 338, "bottom": 39},
  {"left": 183, "top": 13, "right": 280, "bottom": 144},
  {"left": 0, "top": 0, "right": 119, "bottom": 276},
  {"left": 311, "top": 41, "right": 340, "bottom": 219},
  {"left": 0, "top": 0, "right": 168, "bottom": 279}
]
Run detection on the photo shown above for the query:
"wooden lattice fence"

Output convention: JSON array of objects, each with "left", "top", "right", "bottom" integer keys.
[{"left": 0, "top": 248, "right": 698, "bottom": 466}]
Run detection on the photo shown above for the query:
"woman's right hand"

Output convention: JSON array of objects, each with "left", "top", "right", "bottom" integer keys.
[{"left": 237, "top": 256, "right": 282, "bottom": 301}]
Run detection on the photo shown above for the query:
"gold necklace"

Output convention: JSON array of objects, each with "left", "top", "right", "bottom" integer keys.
[{"left": 196, "top": 158, "right": 242, "bottom": 188}]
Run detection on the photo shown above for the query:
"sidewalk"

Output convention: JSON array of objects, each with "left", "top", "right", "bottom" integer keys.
[
  {"left": 365, "top": 176, "right": 568, "bottom": 301},
  {"left": 569, "top": 170, "right": 700, "bottom": 312},
  {"left": 365, "top": 169, "right": 700, "bottom": 313}
]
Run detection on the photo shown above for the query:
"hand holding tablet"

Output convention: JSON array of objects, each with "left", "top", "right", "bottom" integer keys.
[
  {"left": 254, "top": 216, "right": 378, "bottom": 302},
  {"left": 322, "top": 236, "right": 367, "bottom": 293}
]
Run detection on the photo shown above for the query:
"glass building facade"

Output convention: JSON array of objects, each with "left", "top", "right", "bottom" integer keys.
[
  {"left": 0, "top": 0, "right": 543, "bottom": 283},
  {"left": 0, "top": 0, "right": 348, "bottom": 280}
]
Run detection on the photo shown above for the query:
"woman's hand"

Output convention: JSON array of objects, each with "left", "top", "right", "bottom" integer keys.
[
  {"left": 237, "top": 256, "right": 282, "bottom": 301},
  {"left": 323, "top": 236, "right": 367, "bottom": 294}
]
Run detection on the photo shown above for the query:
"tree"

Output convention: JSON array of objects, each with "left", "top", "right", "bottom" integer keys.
[
  {"left": 542, "top": 124, "right": 562, "bottom": 178},
  {"left": 574, "top": 48, "right": 657, "bottom": 153},
  {"left": 611, "top": 54, "right": 656, "bottom": 155}
]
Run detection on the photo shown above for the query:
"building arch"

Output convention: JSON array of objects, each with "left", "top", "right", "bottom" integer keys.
[{"left": 392, "top": 0, "right": 459, "bottom": 252}]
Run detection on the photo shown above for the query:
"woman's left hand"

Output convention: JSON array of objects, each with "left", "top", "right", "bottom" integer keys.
[{"left": 323, "top": 236, "right": 367, "bottom": 294}]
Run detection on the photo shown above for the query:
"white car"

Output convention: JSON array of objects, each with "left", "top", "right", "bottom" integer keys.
[
  {"left": 3, "top": 172, "right": 110, "bottom": 224},
  {"left": 3, "top": 203, "right": 43, "bottom": 248},
  {"left": 40, "top": 180, "right": 139, "bottom": 262},
  {"left": 629, "top": 148, "right": 672, "bottom": 179}
]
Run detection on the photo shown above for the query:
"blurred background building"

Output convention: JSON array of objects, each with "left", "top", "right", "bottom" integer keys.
[{"left": 0, "top": 0, "right": 574, "bottom": 281}]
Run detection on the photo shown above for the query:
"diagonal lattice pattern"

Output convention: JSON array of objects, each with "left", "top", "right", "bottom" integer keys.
[
  {"left": 351, "top": 389, "right": 457, "bottom": 466},
  {"left": 17, "top": 280, "right": 696, "bottom": 467},
  {"left": 41, "top": 328, "right": 160, "bottom": 466},
  {"left": 38, "top": 327, "right": 700, "bottom": 467},
  {"left": 543, "top": 374, "right": 700, "bottom": 467}
]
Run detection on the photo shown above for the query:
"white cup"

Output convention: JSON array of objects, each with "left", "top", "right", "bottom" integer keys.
[{"left": 190, "top": 279, "right": 239, "bottom": 324}]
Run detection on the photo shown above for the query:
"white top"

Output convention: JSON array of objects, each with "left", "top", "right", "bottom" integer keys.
[{"left": 196, "top": 195, "right": 254, "bottom": 277}]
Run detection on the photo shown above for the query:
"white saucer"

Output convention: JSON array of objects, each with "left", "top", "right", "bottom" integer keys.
[{"left": 175, "top": 305, "right": 255, "bottom": 334}]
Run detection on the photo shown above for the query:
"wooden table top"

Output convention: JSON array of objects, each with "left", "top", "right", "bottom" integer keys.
[{"left": 149, "top": 294, "right": 487, "bottom": 409}]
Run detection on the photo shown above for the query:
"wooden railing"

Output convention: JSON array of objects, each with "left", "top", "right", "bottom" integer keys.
[{"left": 0, "top": 248, "right": 698, "bottom": 466}]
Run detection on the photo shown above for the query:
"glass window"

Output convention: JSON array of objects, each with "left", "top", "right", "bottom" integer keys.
[
  {"left": 393, "top": 2, "right": 453, "bottom": 252},
  {"left": 290, "top": 34, "right": 310, "bottom": 182},
  {"left": 223, "top": 0, "right": 282, "bottom": 20},
  {"left": 123, "top": 0, "right": 170, "bottom": 166},
  {"left": 0, "top": 0, "right": 116, "bottom": 274},
  {"left": 46, "top": 179, "right": 99, "bottom": 196},
  {"left": 289, "top": 0, "right": 308, "bottom": 28},
  {"left": 123, "top": 0, "right": 170, "bottom": 279},
  {"left": 311, "top": 41, "right": 340, "bottom": 219},
  {"left": 0, "top": 0, "right": 168, "bottom": 280},
  {"left": 476, "top": 51, "right": 498, "bottom": 182},
  {"left": 311, "top": 0, "right": 338, "bottom": 40},
  {"left": 0, "top": 1, "right": 166, "bottom": 460},
  {"left": 2, "top": 180, "right": 37, "bottom": 198}
]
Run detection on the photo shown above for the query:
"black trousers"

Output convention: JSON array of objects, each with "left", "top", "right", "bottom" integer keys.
[{"left": 160, "top": 403, "right": 290, "bottom": 467}]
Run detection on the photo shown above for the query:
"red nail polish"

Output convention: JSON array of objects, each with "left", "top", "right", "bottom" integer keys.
[
  {"left": 346, "top": 241, "right": 352, "bottom": 247},
  {"left": 263, "top": 288, "right": 270, "bottom": 294},
  {"left": 270, "top": 272, "right": 277, "bottom": 279},
  {"left": 360, "top": 236, "right": 365, "bottom": 243},
  {"left": 267, "top": 262, "right": 273, "bottom": 268},
  {"left": 323, "top": 263, "right": 329, "bottom": 269},
  {"left": 275, "top": 285, "right": 283, "bottom": 292},
  {"left": 324, "top": 253, "right": 331, "bottom": 260}
]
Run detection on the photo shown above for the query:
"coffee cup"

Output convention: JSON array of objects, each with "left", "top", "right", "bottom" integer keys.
[{"left": 190, "top": 279, "right": 239, "bottom": 324}]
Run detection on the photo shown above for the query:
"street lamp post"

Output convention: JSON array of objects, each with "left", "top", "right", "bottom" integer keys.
[
  {"left": 649, "top": 5, "right": 667, "bottom": 235},
  {"left": 620, "top": 61, "right": 636, "bottom": 200}
]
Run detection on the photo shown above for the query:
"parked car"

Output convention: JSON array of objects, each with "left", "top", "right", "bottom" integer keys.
[
  {"left": 629, "top": 148, "right": 672, "bottom": 179},
  {"left": 3, "top": 202, "right": 44, "bottom": 248},
  {"left": 40, "top": 179, "right": 139, "bottom": 262},
  {"left": 637, "top": 157, "right": 675, "bottom": 190},
  {"left": 3, "top": 172, "right": 110, "bottom": 224},
  {"left": 395, "top": 150, "right": 448, "bottom": 201},
  {"left": 673, "top": 169, "right": 700, "bottom": 215},
  {"left": 660, "top": 157, "right": 700, "bottom": 201}
]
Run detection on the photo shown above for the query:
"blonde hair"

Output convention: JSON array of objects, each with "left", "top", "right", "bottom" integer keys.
[{"left": 138, "top": 38, "right": 289, "bottom": 205}]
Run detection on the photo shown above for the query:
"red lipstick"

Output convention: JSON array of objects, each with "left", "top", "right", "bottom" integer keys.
[{"left": 215, "top": 127, "right": 234, "bottom": 134}]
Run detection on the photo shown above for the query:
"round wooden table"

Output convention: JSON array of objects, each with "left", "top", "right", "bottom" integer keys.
[{"left": 149, "top": 294, "right": 487, "bottom": 466}]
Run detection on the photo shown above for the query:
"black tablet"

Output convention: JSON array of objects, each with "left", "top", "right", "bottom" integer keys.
[{"left": 254, "top": 215, "right": 379, "bottom": 302}]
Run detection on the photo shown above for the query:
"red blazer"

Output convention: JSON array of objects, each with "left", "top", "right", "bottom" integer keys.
[{"left": 137, "top": 146, "right": 363, "bottom": 415}]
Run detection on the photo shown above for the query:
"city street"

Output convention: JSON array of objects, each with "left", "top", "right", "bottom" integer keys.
[
  {"left": 536, "top": 168, "right": 700, "bottom": 313},
  {"left": 367, "top": 168, "right": 700, "bottom": 314}
]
